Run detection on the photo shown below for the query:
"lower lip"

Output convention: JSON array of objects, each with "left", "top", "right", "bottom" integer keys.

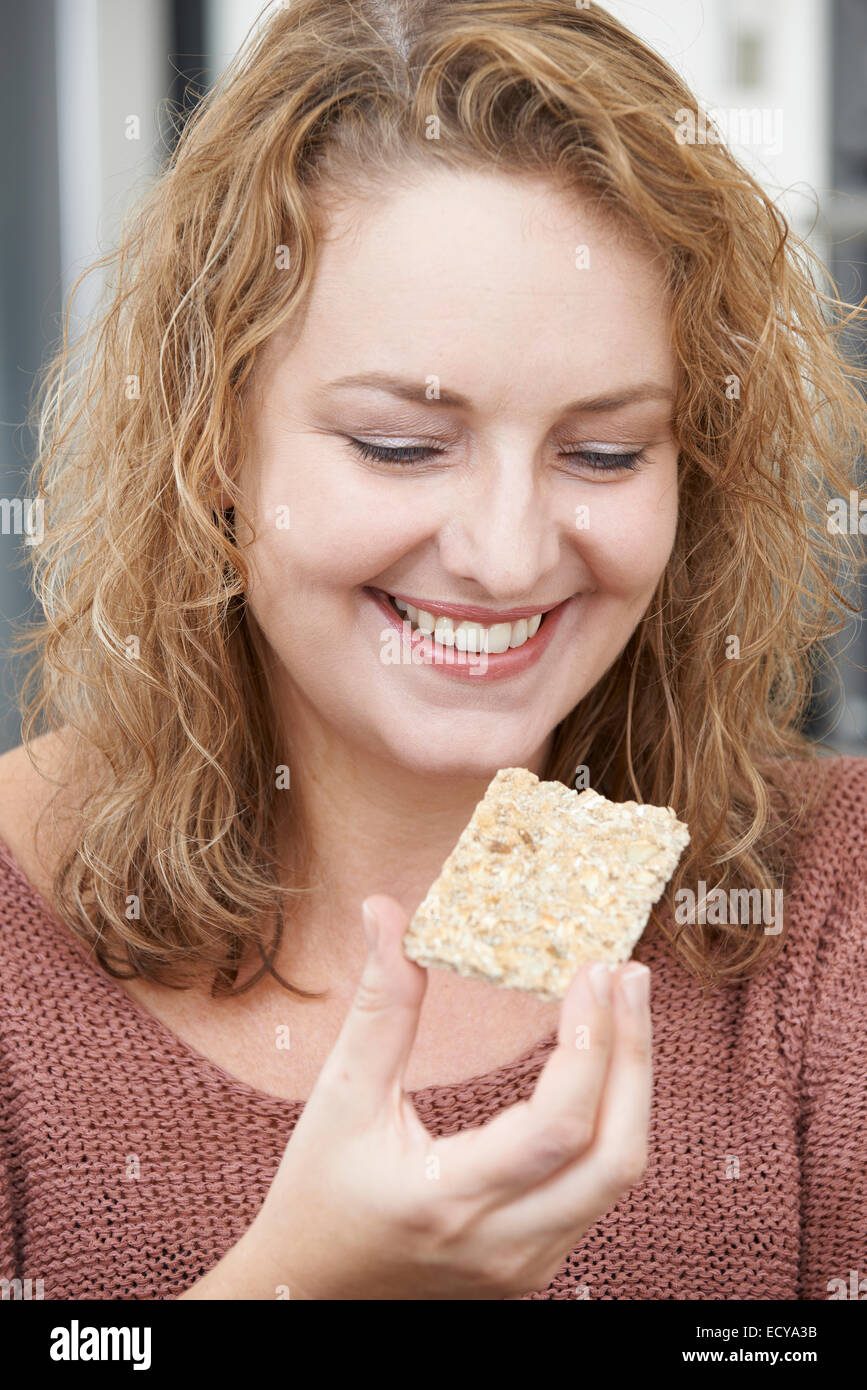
[{"left": 364, "top": 587, "right": 574, "bottom": 682}]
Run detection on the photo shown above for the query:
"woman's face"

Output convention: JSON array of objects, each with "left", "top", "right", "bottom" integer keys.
[{"left": 237, "top": 167, "right": 680, "bottom": 778}]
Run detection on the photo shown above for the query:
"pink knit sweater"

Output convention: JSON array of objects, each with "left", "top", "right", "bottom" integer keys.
[{"left": 1, "top": 755, "right": 865, "bottom": 1300}]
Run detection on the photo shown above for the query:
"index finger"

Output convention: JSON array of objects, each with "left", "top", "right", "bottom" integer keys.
[{"left": 431, "top": 959, "right": 621, "bottom": 1203}]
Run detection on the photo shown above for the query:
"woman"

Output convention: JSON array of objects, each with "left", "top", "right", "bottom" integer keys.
[{"left": 1, "top": 0, "right": 865, "bottom": 1301}]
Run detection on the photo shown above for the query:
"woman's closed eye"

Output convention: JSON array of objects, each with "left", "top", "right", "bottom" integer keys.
[{"left": 346, "top": 437, "right": 647, "bottom": 473}]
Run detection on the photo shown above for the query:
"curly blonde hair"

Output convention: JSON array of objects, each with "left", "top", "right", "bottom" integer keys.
[{"left": 14, "top": 0, "right": 866, "bottom": 998}]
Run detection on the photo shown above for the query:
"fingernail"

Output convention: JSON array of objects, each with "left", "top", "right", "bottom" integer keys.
[
  {"left": 362, "top": 899, "right": 380, "bottom": 952},
  {"left": 588, "top": 962, "right": 613, "bottom": 1006},
  {"left": 619, "top": 963, "right": 650, "bottom": 1011}
]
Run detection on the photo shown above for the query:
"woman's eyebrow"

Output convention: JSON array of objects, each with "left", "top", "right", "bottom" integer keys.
[{"left": 319, "top": 371, "right": 673, "bottom": 412}]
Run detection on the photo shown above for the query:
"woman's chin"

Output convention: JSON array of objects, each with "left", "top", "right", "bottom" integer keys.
[{"left": 376, "top": 732, "right": 548, "bottom": 783}]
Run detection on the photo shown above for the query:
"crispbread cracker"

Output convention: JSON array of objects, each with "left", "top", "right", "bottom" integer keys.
[{"left": 402, "top": 767, "right": 690, "bottom": 1001}]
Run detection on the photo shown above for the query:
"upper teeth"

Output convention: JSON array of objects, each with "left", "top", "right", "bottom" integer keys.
[{"left": 391, "top": 598, "right": 543, "bottom": 653}]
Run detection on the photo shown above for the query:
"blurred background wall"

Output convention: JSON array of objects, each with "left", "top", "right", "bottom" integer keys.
[{"left": 1, "top": 0, "right": 864, "bottom": 753}]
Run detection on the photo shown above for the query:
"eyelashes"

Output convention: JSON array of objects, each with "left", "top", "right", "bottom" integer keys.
[
  {"left": 561, "top": 449, "right": 645, "bottom": 473},
  {"left": 351, "top": 440, "right": 439, "bottom": 466},
  {"left": 347, "top": 439, "right": 646, "bottom": 474}
]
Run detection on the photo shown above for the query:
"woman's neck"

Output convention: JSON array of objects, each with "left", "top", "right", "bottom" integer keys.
[{"left": 270, "top": 710, "right": 552, "bottom": 985}]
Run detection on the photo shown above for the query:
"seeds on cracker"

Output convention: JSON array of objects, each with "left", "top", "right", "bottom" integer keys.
[{"left": 402, "top": 767, "right": 690, "bottom": 1001}]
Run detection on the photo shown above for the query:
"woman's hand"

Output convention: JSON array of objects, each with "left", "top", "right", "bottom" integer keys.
[{"left": 227, "top": 893, "right": 652, "bottom": 1300}]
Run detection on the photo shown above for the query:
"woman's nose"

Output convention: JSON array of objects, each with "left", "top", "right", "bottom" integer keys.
[{"left": 437, "top": 460, "right": 562, "bottom": 601}]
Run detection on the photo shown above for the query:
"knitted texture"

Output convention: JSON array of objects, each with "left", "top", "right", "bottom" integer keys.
[{"left": 1, "top": 755, "right": 865, "bottom": 1300}]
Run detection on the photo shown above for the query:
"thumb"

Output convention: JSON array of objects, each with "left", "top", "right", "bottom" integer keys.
[{"left": 318, "top": 894, "right": 427, "bottom": 1117}]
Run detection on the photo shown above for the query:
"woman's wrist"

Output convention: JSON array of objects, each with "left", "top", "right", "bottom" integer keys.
[{"left": 177, "top": 1222, "right": 311, "bottom": 1300}]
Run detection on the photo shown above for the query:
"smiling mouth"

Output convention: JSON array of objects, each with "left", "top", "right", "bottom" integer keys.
[{"left": 380, "top": 591, "right": 548, "bottom": 654}]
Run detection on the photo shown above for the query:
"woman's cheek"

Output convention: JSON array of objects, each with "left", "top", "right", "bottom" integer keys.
[{"left": 577, "top": 477, "right": 678, "bottom": 592}]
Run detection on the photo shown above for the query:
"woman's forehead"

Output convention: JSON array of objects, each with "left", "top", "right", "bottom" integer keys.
[{"left": 262, "top": 167, "right": 675, "bottom": 395}]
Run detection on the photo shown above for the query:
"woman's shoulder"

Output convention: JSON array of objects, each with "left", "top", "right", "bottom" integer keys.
[
  {"left": 0, "top": 730, "right": 107, "bottom": 977},
  {"left": 769, "top": 751, "right": 867, "bottom": 980},
  {"left": 0, "top": 732, "right": 120, "bottom": 1032},
  {"left": 0, "top": 734, "right": 59, "bottom": 894},
  {"left": 0, "top": 728, "right": 103, "bottom": 904},
  {"left": 778, "top": 749, "right": 867, "bottom": 895},
  {"left": 770, "top": 745, "right": 867, "bottom": 792},
  {"left": 776, "top": 755, "right": 867, "bottom": 1070},
  {"left": 770, "top": 749, "right": 867, "bottom": 859}
]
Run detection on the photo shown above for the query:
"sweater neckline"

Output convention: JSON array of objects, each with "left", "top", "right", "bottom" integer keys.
[{"left": 0, "top": 832, "right": 559, "bottom": 1114}]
